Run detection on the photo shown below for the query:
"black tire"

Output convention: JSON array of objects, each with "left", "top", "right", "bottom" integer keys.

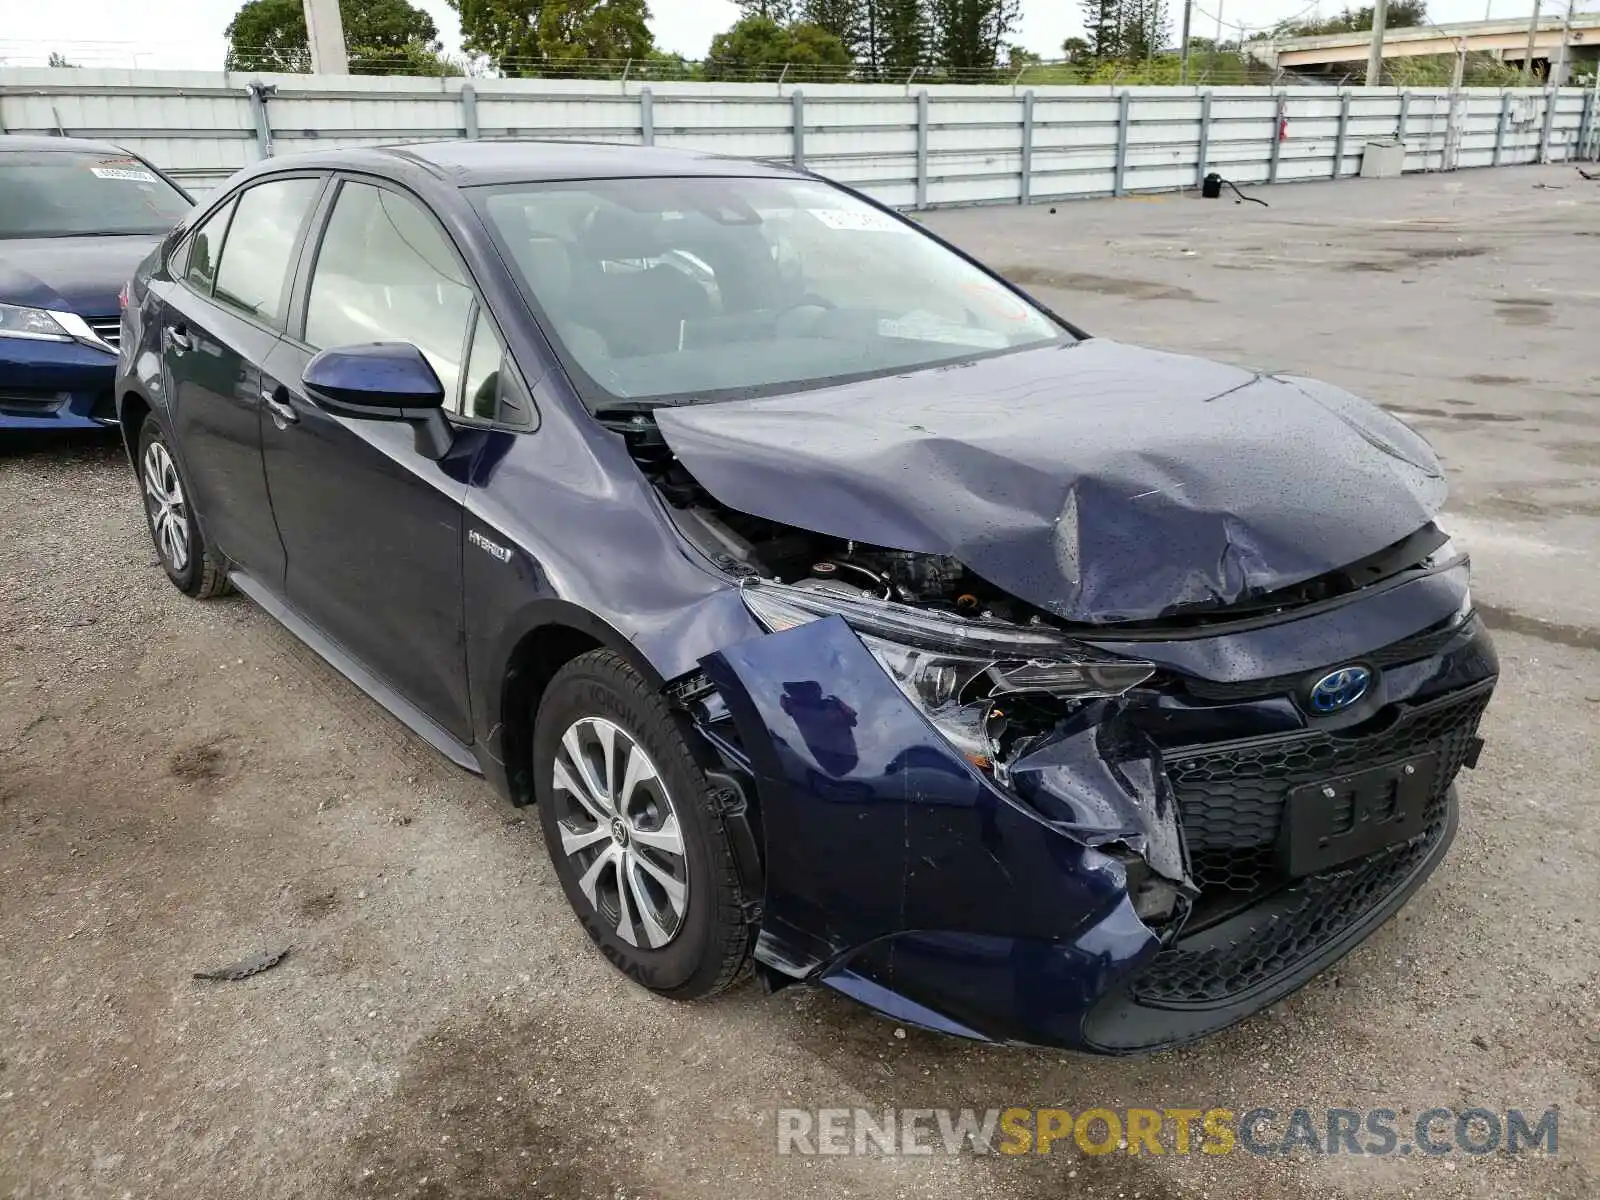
[
  {"left": 136, "top": 418, "right": 230, "bottom": 599},
  {"left": 533, "top": 649, "right": 751, "bottom": 999}
]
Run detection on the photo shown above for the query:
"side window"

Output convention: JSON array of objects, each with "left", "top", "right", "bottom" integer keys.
[
  {"left": 304, "top": 181, "right": 473, "bottom": 411},
  {"left": 460, "top": 307, "right": 506, "bottom": 421},
  {"left": 212, "top": 177, "right": 322, "bottom": 328},
  {"left": 182, "top": 196, "right": 236, "bottom": 295}
]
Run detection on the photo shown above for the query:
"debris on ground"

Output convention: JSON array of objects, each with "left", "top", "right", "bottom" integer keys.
[{"left": 191, "top": 947, "right": 290, "bottom": 982}]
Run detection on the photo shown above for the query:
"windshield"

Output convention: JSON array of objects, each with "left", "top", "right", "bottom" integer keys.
[
  {"left": 0, "top": 151, "right": 191, "bottom": 238},
  {"left": 475, "top": 175, "right": 1068, "bottom": 407}
]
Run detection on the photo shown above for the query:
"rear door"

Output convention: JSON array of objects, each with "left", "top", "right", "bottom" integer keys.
[
  {"left": 160, "top": 175, "right": 325, "bottom": 586},
  {"left": 258, "top": 177, "right": 499, "bottom": 742}
]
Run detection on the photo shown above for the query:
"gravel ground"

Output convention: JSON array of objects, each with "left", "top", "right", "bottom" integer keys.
[{"left": 2, "top": 164, "right": 1597, "bottom": 1200}]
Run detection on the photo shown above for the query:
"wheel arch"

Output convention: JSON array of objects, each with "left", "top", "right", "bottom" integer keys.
[
  {"left": 117, "top": 390, "right": 152, "bottom": 466},
  {"left": 493, "top": 601, "right": 666, "bottom": 806}
]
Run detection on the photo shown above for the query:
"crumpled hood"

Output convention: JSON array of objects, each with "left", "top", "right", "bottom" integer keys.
[
  {"left": 0, "top": 235, "right": 158, "bottom": 316},
  {"left": 654, "top": 339, "right": 1446, "bottom": 625}
]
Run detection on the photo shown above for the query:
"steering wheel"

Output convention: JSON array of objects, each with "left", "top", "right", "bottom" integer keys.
[{"left": 771, "top": 294, "right": 837, "bottom": 326}]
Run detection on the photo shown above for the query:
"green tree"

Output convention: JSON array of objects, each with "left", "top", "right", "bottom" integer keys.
[
  {"left": 802, "top": 0, "right": 866, "bottom": 60},
  {"left": 538, "top": 0, "right": 655, "bottom": 63},
  {"left": 47, "top": 51, "right": 79, "bottom": 68},
  {"left": 1059, "top": 35, "right": 1089, "bottom": 58},
  {"left": 1120, "top": 0, "right": 1168, "bottom": 60},
  {"left": 1280, "top": 0, "right": 1425, "bottom": 36},
  {"left": 1080, "top": 0, "right": 1121, "bottom": 60},
  {"left": 1003, "top": 43, "right": 1040, "bottom": 70},
  {"left": 737, "top": 0, "right": 796, "bottom": 21},
  {"left": 225, "top": 0, "right": 447, "bottom": 73},
  {"left": 637, "top": 48, "right": 700, "bottom": 79},
  {"left": 705, "top": 15, "right": 852, "bottom": 80},
  {"left": 449, "top": 0, "right": 542, "bottom": 64},
  {"left": 877, "top": 0, "right": 929, "bottom": 76},
  {"left": 928, "top": 0, "right": 1020, "bottom": 71},
  {"left": 449, "top": 0, "right": 656, "bottom": 73}
]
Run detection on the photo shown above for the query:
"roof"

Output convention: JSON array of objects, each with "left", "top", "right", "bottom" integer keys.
[
  {"left": 263, "top": 140, "right": 800, "bottom": 188},
  {"left": 0, "top": 133, "right": 132, "bottom": 155}
]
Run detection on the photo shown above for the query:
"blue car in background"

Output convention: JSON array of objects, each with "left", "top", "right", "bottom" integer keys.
[{"left": 0, "top": 135, "right": 191, "bottom": 430}]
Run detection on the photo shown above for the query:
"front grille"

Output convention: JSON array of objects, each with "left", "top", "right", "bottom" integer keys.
[
  {"left": 1170, "top": 678, "right": 1492, "bottom": 895},
  {"left": 1180, "top": 614, "right": 1478, "bottom": 703},
  {"left": 1132, "top": 805, "right": 1446, "bottom": 1005},
  {"left": 1125, "top": 678, "right": 1492, "bottom": 1007},
  {"left": 85, "top": 316, "right": 121, "bottom": 350}
]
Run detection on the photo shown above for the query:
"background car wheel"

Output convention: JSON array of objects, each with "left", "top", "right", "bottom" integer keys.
[
  {"left": 533, "top": 648, "right": 752, "bottom": 998},
  {"left": 137, "top": 420, "right": 229, "bottom": 599}
]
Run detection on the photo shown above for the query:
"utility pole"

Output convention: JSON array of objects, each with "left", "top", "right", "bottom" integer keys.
[
  {"left": 1365, "top": 0, "right": 1389, "bottom": 86},
  {"left": 1522, "top": 0, "right": 1542, "bottom": 84},
  {"left": 1215, "top": 0, "right": 1224, "bottom": 46},
  {"left": 303, "top": 0, "right": 349, "bottom": 75},
  {"left": 1552, "top": 0, "right": 1576, "bottom": 86},
  {"left": 1179, "top": 0, "right": 1195, "bottom": 83}
]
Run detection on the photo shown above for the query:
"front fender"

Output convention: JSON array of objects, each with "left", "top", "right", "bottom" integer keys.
[{"left": 700, "top": 616, "right": 1161, "bottom": 1044}]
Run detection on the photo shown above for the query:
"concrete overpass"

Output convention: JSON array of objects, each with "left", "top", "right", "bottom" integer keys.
[{"left": 1258, "top": 15, "right": 1600, "bottom": 68}]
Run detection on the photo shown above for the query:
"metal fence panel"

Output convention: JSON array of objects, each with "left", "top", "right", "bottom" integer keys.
[{"left": 2, "top": 68, "right": 1593, "bottom": 206}]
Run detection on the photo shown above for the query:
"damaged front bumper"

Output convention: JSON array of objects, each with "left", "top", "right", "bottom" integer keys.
[{"left": 687, "top": 583, "right": 1496, "bottom": 1054}]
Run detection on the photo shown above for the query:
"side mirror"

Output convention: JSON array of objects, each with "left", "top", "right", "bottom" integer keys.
[{"left": 302, "top": 341, "right": 453, "bottom": 460}]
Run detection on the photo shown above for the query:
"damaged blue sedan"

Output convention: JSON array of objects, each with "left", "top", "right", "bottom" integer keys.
[{"left": 117, "top": 141, "right": 1496, "bottom": 1052}]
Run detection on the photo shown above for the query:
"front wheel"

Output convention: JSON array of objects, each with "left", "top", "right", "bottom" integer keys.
[
  {"left": 533, "top": 649, "right": 751, "bottom": 998},
  {"left": 137, "top": 419, "right": 229, "bottom": 598}
]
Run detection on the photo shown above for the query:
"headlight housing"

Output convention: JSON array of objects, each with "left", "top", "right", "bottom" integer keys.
[
  {"left": 0, "top": 303, "right": 71, "bottom": 342},
  {"left": 740, "top": 580, "right": 1155, "bottom": 769}
]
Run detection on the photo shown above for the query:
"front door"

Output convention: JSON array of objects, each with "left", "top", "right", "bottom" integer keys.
[
  {"left": 259, "top": 178, "right": 483, "bottom": 742},
  {"left": 159, "top": 178, "right": 323, "bottom": 584}
]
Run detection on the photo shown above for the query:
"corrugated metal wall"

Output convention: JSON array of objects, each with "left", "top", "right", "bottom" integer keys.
[{"left": 1, "top": 69, "right": 1594, "bottom": 204}]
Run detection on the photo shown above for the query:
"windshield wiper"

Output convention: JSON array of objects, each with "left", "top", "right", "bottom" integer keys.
[{"left": 12, "top": 229, "right": 157, "bottom": 239}]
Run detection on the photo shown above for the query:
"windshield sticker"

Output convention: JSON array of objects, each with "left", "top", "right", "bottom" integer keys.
[
  {"left": 809, "top": 208, "right": 909, "bottom": 233},
  {"left": 90, "top": 166, "right": 159, "bottom": 183}
]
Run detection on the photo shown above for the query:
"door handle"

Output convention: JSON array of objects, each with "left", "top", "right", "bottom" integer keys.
[
  {"left": 164, "top": 324, "right": 191, "bottom": 353},
  {"left": 262, "top": 383, "right": 298, "bottom": 427}
]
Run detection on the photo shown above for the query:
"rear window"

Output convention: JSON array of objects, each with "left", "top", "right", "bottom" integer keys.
[{"left": 0, "top": 150, "right": 190, "bottom": 238}]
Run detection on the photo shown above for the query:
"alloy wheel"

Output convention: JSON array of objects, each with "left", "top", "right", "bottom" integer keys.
[
  {"left": 142, "top": 440, "right": 190, "bottom": 573},
  {"left": 552, "top": 716, "right": 688, "bottom": 949}
]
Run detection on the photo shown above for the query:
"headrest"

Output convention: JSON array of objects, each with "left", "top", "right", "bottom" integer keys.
[{"left": 579, "top": 206, "right": 664, "bottom": 259}]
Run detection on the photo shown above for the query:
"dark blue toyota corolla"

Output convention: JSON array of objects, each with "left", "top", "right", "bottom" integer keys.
[
  {"left": 0, "top": 135, "right": 191, "bottom": 429},
  {"left": 117, "top": 141, "right": 1497, "bottom": 1052}
]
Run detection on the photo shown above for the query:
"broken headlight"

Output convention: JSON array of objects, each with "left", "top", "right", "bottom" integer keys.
[{"left": 740, "top": 580, "right": 1155, "bottom": 768}]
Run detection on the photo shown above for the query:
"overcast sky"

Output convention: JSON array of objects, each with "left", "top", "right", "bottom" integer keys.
[{"left": 0, "top": 0, "right": 1567, "bottom": 70}]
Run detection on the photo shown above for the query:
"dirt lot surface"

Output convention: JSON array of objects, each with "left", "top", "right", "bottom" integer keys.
[{"left": 3, "top": 164, "right": 1598, "bottom": 1200}]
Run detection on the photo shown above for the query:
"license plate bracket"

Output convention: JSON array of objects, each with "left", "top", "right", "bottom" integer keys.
[{"left": 1281, "top": 753, "right": 1439, "bottom": 876}]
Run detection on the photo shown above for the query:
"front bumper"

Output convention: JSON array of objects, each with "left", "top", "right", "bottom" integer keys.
[
  {"left": 694, "top": 595, "right": 1496, "bottom": 1054},
  {"left": 0, "top": 335, "right": 119, "bottom": 430}
]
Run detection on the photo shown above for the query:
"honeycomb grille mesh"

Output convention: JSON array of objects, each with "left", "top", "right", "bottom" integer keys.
[
  {"left": 1127, "top": 680, "right": 1492, "bottom": 1007},
  {"left": 1170, "top": 681, "right": 1492, "bottom": 893},
  {"left": 1132, "top": 813, "right": 1444, "bottom": 1005}
]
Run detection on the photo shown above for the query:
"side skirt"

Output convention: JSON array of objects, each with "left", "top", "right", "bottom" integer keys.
[{"left": 229, "top": 568, "right": 483, "bottom": 774}]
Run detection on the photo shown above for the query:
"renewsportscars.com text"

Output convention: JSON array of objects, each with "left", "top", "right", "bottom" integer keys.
[{"left": 776, "top": 1106, "right": 1559, "bottom": 1158}]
